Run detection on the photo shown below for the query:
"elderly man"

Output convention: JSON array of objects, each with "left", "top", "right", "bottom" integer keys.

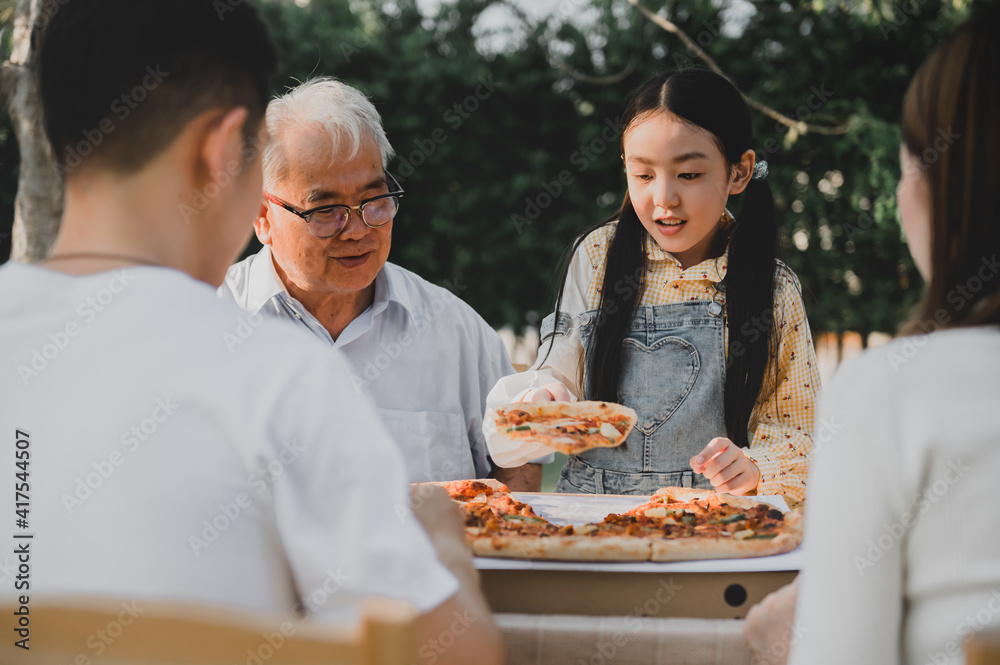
[{"left": 220, "top": 78, "right": 544, "bottom": 491}]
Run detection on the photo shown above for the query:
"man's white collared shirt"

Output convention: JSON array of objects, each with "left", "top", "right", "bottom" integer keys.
[{"left": 220, "top": 245, "right": 515, "bottom": 482}]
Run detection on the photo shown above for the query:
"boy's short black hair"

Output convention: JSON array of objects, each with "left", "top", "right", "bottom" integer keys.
[{"left": 38, "top": 0, "right": 278, "bottom": 174}]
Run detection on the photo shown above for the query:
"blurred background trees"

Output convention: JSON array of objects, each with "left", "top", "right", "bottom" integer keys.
[{"left": 0, "top": 0, "right": 985, "bottom": 342}]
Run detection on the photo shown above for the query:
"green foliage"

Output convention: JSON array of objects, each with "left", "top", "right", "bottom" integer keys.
[
  {"left": 253, "top": 0, "right": 979, "bottom": 336},
  {"left": 0, "top": 0, "right": 984, "bottom": 337}
]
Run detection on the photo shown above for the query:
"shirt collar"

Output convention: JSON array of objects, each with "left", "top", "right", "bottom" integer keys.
[
  {"left": 642, "top": 210, "right": 733, "bottom": 283},
  {"left": 379, "top": 262, "right": 419, "bottom": 321},
  {"left": 246, "top": 245, "right": 290, "bottom": 315},
  {"left": 247, "top": 245, "right": 417, "bottom": 321}
]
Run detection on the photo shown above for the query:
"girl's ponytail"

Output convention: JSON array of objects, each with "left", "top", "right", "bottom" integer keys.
[{"left": 723, "top": 175, "right": 779, "bottom": 447}]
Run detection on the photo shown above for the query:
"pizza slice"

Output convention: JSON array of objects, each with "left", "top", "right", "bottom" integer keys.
[
  {"left": 491, "top": 401, "right": 638, "bottom": 455},
  {"left": 429, "top": 478, "right": 510, "bottom": 503},
  {"left": 610, "top": 490, "right": 803, "bottom": 561}
]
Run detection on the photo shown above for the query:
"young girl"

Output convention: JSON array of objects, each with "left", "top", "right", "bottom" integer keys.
[{"left": 487, "top": 69, "right": 821, "bottom": 500}]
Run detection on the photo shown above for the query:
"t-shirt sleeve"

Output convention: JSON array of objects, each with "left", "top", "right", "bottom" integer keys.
[{"left": 269, "top": 351, "right": 459, "bottom": 625}]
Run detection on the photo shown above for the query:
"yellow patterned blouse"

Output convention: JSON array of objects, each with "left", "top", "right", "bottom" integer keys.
[{"left": 577, "top": 222, "right": 821, "bottom": 501}]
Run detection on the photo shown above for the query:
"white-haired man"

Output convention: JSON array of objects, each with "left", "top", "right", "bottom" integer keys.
[{"left": 220, "top": 78, "right": 545, "bottom": 491}]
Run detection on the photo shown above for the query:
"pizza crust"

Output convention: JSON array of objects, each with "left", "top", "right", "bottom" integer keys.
[
  {"left": 650, "top": 520, "right": 802, "bottom": 561},
  {"left": 471, "top": 534, "right": 652, "bottom": 562},
  {"left": 422, "top": 478, "right": 509, "bottom": 493},
  {"left": 650, "top": 487, "right": 718, "bottom": 504}
]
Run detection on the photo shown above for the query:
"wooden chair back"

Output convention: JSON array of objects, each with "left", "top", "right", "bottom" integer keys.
[
  {"left": 967, "top": 628, "right": 1000, "bottom": 664},
  {"left": 0, "top": 596, "right": 415, "bottom": 665}
]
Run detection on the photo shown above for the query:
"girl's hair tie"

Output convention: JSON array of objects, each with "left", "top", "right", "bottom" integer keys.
[{"left": 752, "top": 159, "right": 769, "bottom": 181}]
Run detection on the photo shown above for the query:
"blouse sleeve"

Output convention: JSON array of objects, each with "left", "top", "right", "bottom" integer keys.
[{"left": 744, "top": 265, "right": 822, "bottom": 502}]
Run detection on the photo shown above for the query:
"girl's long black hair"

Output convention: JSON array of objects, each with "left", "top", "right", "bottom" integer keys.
[{"left": 547, "top": 69, "right": 778, "bottom": 447}]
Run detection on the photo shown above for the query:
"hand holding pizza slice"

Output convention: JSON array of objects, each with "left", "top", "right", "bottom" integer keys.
[{"left": 488, "top": 400, "right": 638, "bottom": 457}]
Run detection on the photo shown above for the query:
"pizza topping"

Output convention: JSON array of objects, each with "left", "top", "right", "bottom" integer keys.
[
  {"left": 732, "top": 529, "right": 756, "bottom": 540},
  {"left": 746, "top": 533, "right": 779, "bottom": 540},
  {"left": 599, "top": 422, "right": 621, "bottom": 439},
  {"left": 502, "top": 514, "right": 547, "bottom": 526},
  {"left": 711, "top": 512, "right": 747, "bottom": 524},
  {"left": 503, "top": 409, "right": 530, "bottom": 425}
]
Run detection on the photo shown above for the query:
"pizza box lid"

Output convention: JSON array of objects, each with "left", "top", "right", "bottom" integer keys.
[{"left": 473, "top": 492, "right": 803, "bottom": 574}]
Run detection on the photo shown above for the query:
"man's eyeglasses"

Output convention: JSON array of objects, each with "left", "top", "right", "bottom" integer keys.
[{"left": 264, "top": 172, "right": 404, "bottom": 239}]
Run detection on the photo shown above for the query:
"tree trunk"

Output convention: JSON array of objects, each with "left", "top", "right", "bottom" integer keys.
[{"left": 2, "top": 0, "right": 62, "bottom": 264}]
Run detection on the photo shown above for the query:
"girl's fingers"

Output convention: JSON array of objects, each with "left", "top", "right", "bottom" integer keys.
[
  {"left": 523, "top": 382, "right": 572, "bottom": 402},
  {"left": 714, "top": 469, "right": 753, "bottom": 494},
  {"left": 523, "top": 388, "right": 555, "bottom": 402},
  {"left": 544, "top": 383, "right": 572, "bottom": 402},
  {"left": 701, "top": 445, "right": 740, "bottom": 479},
  {"left": 691, "top": 437, "right": 732, "bottom": 471}
]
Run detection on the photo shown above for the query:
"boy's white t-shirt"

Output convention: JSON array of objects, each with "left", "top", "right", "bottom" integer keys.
[{"left": 0, "top": 263, "right": 457, "bottom": 624}]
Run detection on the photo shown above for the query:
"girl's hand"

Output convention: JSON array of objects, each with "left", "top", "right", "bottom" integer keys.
[
  {"left": 690, "top": 437, "right": 761, "bottom": 495},
  {"left": 522, "top": 382, "right": 572, "bottom": 402}
]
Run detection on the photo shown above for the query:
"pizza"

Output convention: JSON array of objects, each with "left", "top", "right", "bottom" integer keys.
[
  {"left": 420, "top": 480, "right": 802, "bottom": 562},
  {"left": 490, "top": 401, "right": 637, "bottom": 456}
]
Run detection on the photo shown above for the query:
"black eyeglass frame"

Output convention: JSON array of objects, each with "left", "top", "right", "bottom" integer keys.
[{"left": 263, "top": 171, "right": 405, "bottom": 238}]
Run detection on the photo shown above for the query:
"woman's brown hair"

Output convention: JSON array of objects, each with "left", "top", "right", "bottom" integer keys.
[{"left": 900, "top": 5, "right": 1000, "bottom": 335}]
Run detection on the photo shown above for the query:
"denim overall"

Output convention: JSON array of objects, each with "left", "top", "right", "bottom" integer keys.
[{"left": 546, "top": 298, "right": 727, "bottom": 495}]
